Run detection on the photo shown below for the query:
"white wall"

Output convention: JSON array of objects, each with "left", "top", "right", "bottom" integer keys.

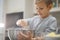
[
  {"left": 5, "top": 0, "right": 25, "bottom": 13},
  {"left": 24, "top": 0, "right": 34, "bottom": 18},
  {"left": 0, "top": 0, "right": 4, "bottom": 23}
]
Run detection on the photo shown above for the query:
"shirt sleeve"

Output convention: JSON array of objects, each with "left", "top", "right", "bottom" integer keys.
[
  {"left": 45, "top": 19, "right": 57, "bottom": 34},
  {"left": 25, "top": 17, "right": 34, "bottom": 25},
  {"left": 24, "top": 17, "right": 35, "bottom": 30}
]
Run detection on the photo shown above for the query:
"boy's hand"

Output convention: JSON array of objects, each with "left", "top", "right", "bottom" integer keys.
[
  {"left": 16, "top": 19, "right": 28, "bottom": 27},
  {"left": 31, "top": 34, "right": 44, "bottom": 40},
  {"left": 32, "top": 37, "right": 44, "bottom": 40},
  {"left": 17, "top": 31, "right": 33, "bottom": 40},
  {"left": 36, "top": 36, "right": 44, "bottom": 40}
]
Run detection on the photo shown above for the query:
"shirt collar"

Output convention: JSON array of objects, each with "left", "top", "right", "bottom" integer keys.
[{"left": 38, "top": 15, "right": 51, "bottom": 21}]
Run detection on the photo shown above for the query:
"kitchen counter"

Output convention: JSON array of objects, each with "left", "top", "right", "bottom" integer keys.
[
  {"left": 45, "top": 37, "right": 60, "bottom": 40},
  {"left": 45, "top": 32, "right": 60, "bottom": 40}
]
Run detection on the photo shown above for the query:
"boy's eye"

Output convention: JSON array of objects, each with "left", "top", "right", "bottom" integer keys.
[
  {"left": 36, "top": 7, "right": 43, "bottom": 10},
  {"left": 36, "top": 8, "right": 39, "bottom": 10},
  {"left": 40, "top": 8, "right": 43, "bottom": 10}
]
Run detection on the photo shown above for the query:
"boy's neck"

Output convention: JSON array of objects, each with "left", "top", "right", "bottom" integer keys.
[{"left": 41, "top": 13, "right": 50, "bottom": 19}]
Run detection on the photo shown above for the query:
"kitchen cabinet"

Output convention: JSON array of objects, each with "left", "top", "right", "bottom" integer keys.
[
  {"left": 0, "top": 0, "right": 5, "bottom": 40},
  {"left": 0, "top": 0, "right": 4, "bottom": 23},
  {"left": 4, "top": 0, "right": 34, "bottom": 18},
  {"left": 50, "top": 0, "right": 60, "bottom": 12}
]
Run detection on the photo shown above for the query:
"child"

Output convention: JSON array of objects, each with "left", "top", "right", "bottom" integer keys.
[{"left": 16, "top": 0, "right": 57, "bottom": 40}]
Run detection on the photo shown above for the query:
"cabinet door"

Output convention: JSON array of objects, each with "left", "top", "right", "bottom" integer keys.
[
  {"left": 58, "top": 0, "right": 60, "bottom": 7},
  {"left": 0, "top": 0, "right": 4, "bottom": 22},
  {"left": 52, "top": 0, "right": 57, "bottom": 8}
]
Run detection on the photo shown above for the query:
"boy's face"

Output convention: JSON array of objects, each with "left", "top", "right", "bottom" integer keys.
[{"left": 35, "top": 2, "right": 51, "bottom": 18}]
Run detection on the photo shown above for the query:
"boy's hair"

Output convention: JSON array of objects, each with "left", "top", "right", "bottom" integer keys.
[{"left": 35, "top": 0, "right": 53, "bottom": 6}]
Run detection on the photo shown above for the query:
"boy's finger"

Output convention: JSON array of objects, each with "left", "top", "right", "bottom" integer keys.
[{"left": 19, "top": 31, "right": 29, "bottom": 38}]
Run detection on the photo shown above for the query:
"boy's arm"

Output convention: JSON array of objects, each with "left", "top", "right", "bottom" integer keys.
[
  {"left": 16, "top": 19, "right": 28, "bottom": 27},
  {"left": 16, "top": 17, "right": 34, "bottom": 27}
]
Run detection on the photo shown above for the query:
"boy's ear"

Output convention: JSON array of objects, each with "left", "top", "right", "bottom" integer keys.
[{"left": 48, "top": 4, "right": 53, "bottom": 10}]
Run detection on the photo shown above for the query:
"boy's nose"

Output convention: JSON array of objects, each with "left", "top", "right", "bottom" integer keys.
[{"left": 37, "top": 10, "right": 41, "bottom": 13}]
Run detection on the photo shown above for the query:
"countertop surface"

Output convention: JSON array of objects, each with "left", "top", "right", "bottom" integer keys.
[{"left": 45, "top": 32, "right": 60, "bottom": 40}]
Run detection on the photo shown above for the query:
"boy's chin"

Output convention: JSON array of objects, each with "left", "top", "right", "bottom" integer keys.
[{"left": 40, "top": 15, "right": 47, "bottom": 18}]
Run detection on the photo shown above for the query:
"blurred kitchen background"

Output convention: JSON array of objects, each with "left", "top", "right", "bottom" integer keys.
[{"left": 0, "top": 0, "right": 60, "bottom": 40}]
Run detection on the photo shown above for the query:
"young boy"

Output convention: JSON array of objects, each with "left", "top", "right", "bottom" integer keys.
[{"left": 16, "top": 0, "right": 57, "bottom": 40}]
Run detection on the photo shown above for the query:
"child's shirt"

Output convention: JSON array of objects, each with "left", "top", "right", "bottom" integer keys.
[{"left": 26, "top": 15, "right": 57, "bottom": 37}]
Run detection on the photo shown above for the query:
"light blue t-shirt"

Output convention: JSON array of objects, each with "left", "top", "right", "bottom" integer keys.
[{"left": 26, "top": 15, "right": 57, "bottom": 37}]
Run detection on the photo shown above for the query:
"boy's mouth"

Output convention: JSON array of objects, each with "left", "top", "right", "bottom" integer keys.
[
  {"left": 40, "top": 14, "right": 42, "bottom": 15},
  {"left": 38, "top": 13, "right": 42, "bottom": 15},
  {"left": 39, "top": 13, "right": 42, "bottom": 15}
]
